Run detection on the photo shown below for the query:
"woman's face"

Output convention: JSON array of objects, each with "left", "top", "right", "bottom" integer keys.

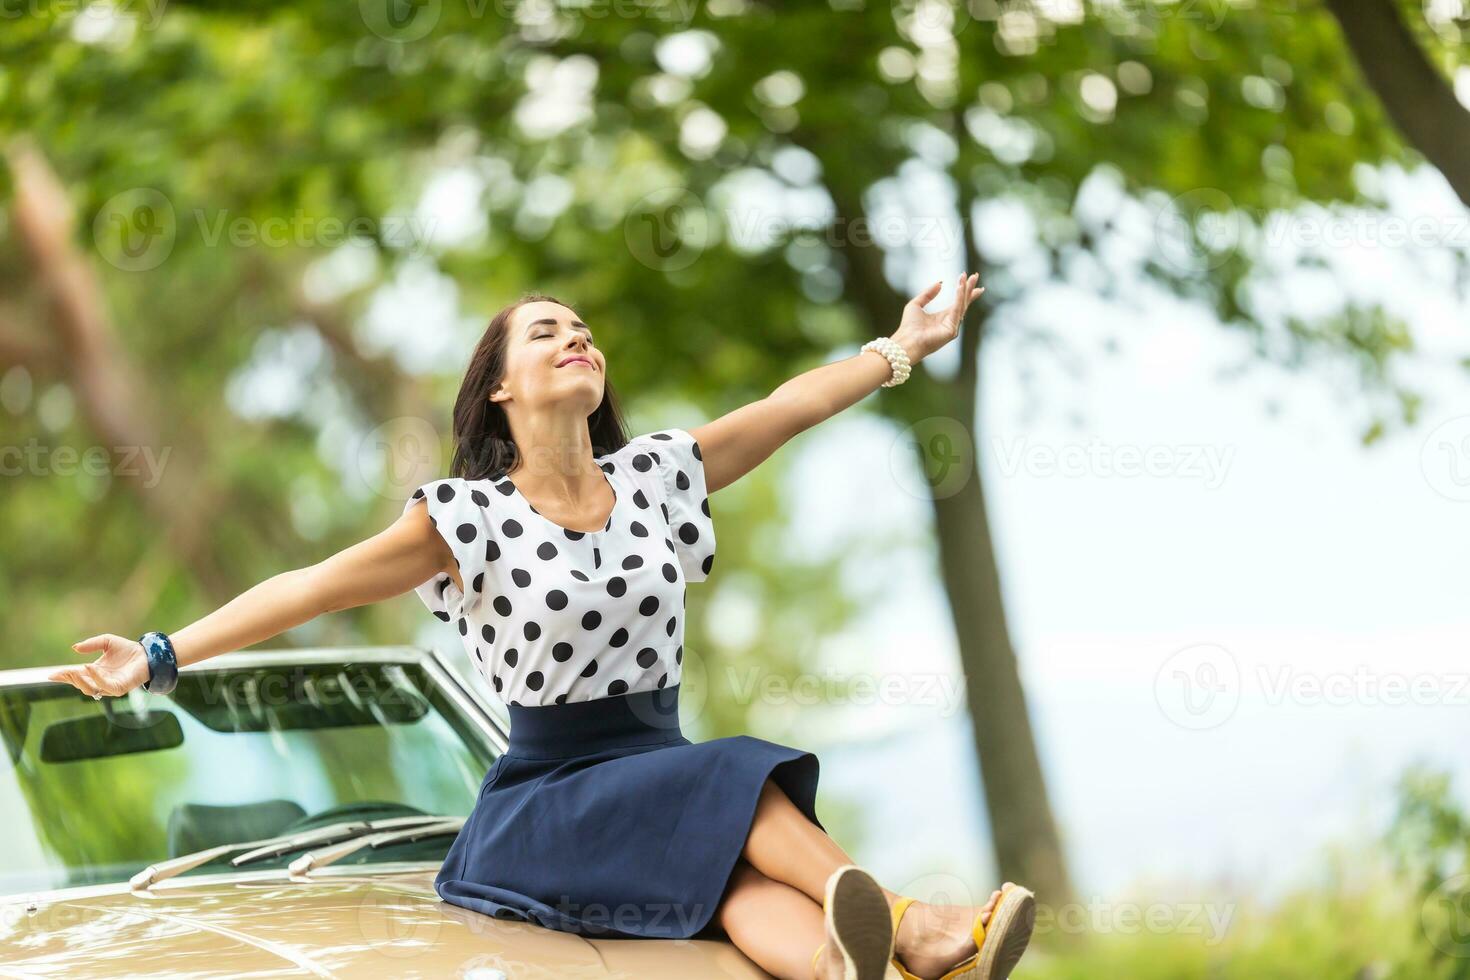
[{"left": 492, "top": 301, "right": 606, "bottom": 416}]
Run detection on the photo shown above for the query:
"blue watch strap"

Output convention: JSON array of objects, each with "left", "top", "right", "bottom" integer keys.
[{"left": 139, "top": 631, "right": 179, "bottom": 695}]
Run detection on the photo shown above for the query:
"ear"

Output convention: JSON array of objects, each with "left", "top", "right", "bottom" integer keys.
[{"left": 489, "top": 384, "right": 510, "bottom": 404}]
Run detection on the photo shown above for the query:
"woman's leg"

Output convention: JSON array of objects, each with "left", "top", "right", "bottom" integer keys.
[
  {"left": 713, "top": 858, "right": 828, "bottom": 980},
  {"left": 734, "top": 776, "right": 1005, "bottom": 979}
]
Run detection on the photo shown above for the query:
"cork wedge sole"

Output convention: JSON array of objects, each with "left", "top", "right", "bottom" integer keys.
[
  {"left": 824, "top": 865, "right": 899, "bottom": 980},
  {"left": 938, "top": 885, "right": 1037, "bottom": 980}
]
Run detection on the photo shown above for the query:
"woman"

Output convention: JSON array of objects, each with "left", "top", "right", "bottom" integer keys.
[{"left": 48, "top": 273, "right": 1036, "bottom": 980}]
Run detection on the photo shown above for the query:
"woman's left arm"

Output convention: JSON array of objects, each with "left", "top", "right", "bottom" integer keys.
[{"left": 691, "top": 273, "right": 983, "bottom": 494}]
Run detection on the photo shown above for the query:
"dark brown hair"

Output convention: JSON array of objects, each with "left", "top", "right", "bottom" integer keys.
[{"left": 449, "top": 292, "right": 631, "bottom": 481}]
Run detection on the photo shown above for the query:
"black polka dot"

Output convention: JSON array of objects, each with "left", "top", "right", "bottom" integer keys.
[
  {"left": 665, "top": 616, "right": 676, "bottom": 636},
  {"left": 581, "top": 610, "right": 602, "bottom": 630},
  {"left": 537, "top": 541, "right": 558, "bottom": 560},
  {"left": 471, "top": 489, "right": 490, "bottom": 507},
  {"left": 482, "top": 624, "right": 495, "bottom": 644},
  {"left": 555, "top": 693, "right": 568, "bottom": 704},
  {"left": 678, "top": 522, "right": 700, "bottom": 545},
  {"left": 636, "top": 647, "right": 658, "bottom": 668},
  {"left": 608, "top": 679, "right": 629, "bottom": 695},
  {"left": 523, "top": 621, "right": 541, "bottom": 641},
  {"left": 526, "top": 671, "right": 544, "bottom": 691},
  {"left": 657, "top": 672, "right": 668, "bottom": 688},
  {"left": 547, "top": 590, "right": 568, "bottom": 610},
  {"left": 632, "top": 453, "right": 654, "bottom": 473},
  {"left": 553, "top": 642, "right": 574, "bottom": 662},
  {"left": 662, "top": 563, "right": 677, "bottom": 582},
  {"left": 633, "top": 489, "right": 650, "bottom": 509},
  {"left": 493, "top": 675, "right": 503, "bottom": 692},
  {"left": 702, "top": 554, "right": 714, "bottom": 575},
  {"left": 472, "top": 572, "right": 484, "bottom": 592},
  {"left": 456, "top": 523, "right": 477, "bottom": 543},
  {"left": 570, "top": 569, "right": 589, "bottom": 582},
  {"left": 486, "top": 540, "right": 501, "bottom": 562},
  {"left": 607, "top": 576, "right": 626, "bottom": 598},
  {"left": 639, "top": 596, "right": 660, "bottom": 616},
  {"left": 502, "top": 519, "right": 523, "bottom": 537},
  {"left": 622, "top": 555, "right": 643, "bottom": 570},
  {"left": 511, "top": 568, "right": 531, "bottom": 588},
  {"left": 433, "top": 610, "right": 451, "bottom": 622},
  {"left": 494, "top": 595, "right": 513, "bottom": 616},
  {"left": 504, "top": 648, "right": 518, "bottom": 667},
  {"left": 581, "top": 659, "right": 599, "bottom": 677},
  {"left": 675, "top": 645, "right": 683, "bottom": 664},
  {"left": 631, "top": 521, "right": 648, "bottom": 538},
  {"left": 437, "top": 484, "right": 456, "bottom": 503},
  {"left": 609, "top": 627, "right": 628, "bottom": 647},
  {"left": 458, "top": 618, "right": 468, "bottom": 636}
]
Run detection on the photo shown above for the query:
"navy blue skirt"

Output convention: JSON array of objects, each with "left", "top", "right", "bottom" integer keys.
[{"left": 434, "top": 682, "right": 824, "bottom": 939}]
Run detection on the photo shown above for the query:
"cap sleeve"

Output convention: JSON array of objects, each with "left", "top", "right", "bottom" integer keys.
[
  {"left": 629, "top": 428, "right": 716, "bottom": 583},
  {"left": 402, "top": 478, "right": 493, "bottom": 622}
]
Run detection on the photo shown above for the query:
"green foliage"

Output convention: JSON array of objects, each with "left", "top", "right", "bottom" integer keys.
[{"left": 0, "top": 1, "right": 1460, "bottom": 706}]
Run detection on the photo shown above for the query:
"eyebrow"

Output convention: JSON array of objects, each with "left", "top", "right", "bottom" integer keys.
[{"left": 525, "top": 318, "right": 592, "bottom": 334}]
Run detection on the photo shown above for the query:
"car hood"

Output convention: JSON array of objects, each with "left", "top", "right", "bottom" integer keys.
[{"left": 0, "top": 866, "right": 766, "bottom": 979}]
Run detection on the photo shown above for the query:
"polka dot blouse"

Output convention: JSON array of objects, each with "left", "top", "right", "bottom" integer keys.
[{"left": 404, "top": 428, "right": 716, "bottom": 707}]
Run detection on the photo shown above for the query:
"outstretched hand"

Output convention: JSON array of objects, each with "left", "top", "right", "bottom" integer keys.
[
  {"left": 48, "top": 634, "right": 151, "bottom": 699},
  {"left": 893, "top": 272, "right": 984, "bottom": 364}
]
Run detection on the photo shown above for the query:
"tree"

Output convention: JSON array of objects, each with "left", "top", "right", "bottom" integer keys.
[{"left": 2, "top": 0, "right": 1456, "bottom": 902}]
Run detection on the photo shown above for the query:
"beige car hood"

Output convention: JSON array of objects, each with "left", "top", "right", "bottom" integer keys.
[{"left": 0, "top": 866, "right": 767, "bottom": 979}]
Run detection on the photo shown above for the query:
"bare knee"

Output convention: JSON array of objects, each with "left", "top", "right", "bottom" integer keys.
[{"left": 715, "top": 859, "right": 778, "bottom": 932}]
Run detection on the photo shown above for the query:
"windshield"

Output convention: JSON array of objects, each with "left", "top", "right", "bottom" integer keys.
[{"left": 0, "top": 657, "right": 501, "bottom": 896}]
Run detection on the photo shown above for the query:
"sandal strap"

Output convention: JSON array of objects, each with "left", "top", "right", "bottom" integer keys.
[
  {"left": 890, "top": 895, "right": 916, "bottom": 937},
  {"left": 812, "top": 941, "right": 824, "bottom": 979}
]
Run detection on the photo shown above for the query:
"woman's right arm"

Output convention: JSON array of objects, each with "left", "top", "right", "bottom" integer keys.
[{"left": 48, "top": 498, "right": 458, "bottom": 698}]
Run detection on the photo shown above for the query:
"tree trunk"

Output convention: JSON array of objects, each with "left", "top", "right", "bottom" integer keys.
[
  {"left": 929, "top": 435, "right": 1073, "bottom": 902},
  {"left": 1324, "top": 0, "right": 1470, "bottom": 208},
  {"left": 812, "top": 163, "right": 1074, "bottom": 902}
]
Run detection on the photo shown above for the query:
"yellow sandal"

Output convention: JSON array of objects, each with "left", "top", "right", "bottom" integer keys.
[{"left": 885, "top": 887, "right": 1037, "bottom": 980}]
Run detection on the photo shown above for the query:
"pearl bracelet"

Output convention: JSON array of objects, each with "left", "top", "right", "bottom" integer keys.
[{"left": 860, "top": 336, "right": 912, "bottom": 387}]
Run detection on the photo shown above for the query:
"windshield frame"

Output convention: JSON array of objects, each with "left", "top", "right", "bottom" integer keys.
[{"left": 0, "top": 645, "right": 508, "bottom": 902}]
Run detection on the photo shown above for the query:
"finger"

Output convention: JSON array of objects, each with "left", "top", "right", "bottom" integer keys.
[
  {"left": 909, "top": 279, "right": 943, "bottom": 308},
  {"left": 72, "top": 634, "right": 117, "bottom": 656},
  {"left": 83, "top": 662, "right": 112, "bottom": 696},
  {"left": 962, "top": 273, "right": 979, "bottom": 312},
  {"left": 64, "top": 668, "right": 100, "bottom": 698},
  {"left": 950, "top": 273, "right": 970, "bottom": 317}
]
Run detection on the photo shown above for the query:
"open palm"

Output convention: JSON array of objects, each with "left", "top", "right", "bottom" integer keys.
[
  {"left": 48, "top": 633, "right": 152, "bottom": 699},
  {"left": 894, "top": 272, "right": 984, "bottom": 363}
]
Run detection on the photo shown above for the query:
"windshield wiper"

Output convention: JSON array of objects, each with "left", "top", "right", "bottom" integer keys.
[
  {"left": 130, "top": 815, "right": 456, "bottom": 889},
  {"left": 287, "top": 816, "right": 465, "bottom": 874}
]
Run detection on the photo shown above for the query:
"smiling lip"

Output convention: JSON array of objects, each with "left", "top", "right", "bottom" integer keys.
[{"left": 557, "top": 357, "right": 594, "bottom": 369}]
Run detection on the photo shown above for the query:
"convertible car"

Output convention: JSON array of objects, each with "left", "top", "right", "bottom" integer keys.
[{"left": 0, "top": 647, "right": 767, "bottom": 978}]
